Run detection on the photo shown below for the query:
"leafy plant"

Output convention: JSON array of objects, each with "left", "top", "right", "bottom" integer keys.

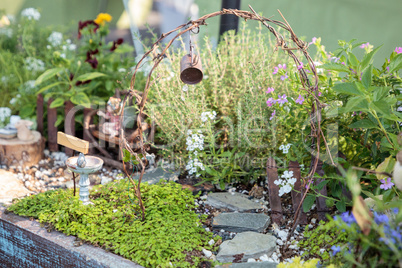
[{"left": 7, "top": 180, "right": 218, "bottom": 268}]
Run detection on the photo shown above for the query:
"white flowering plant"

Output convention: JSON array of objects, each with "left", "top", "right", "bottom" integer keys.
[{"left": 0, "top": 8, "right": 56, "bottom": 116}]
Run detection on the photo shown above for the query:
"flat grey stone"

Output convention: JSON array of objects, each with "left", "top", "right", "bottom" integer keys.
[
  {"left": 213, "top": 213, "right": 270, "bottom": 233},
  {"left": 217, "top": 232, "right": 277, "bottom": 263},
  {"left": 132, "top": 167, "right": 179, "bottom": 185},
  {"left": 206, "top": 192, "right": 262, "bottom": 212},
  {"left": 217, "top": 262, "right": 277, "bottom": 268}
]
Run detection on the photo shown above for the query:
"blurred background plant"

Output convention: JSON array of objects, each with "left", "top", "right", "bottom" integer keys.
[
  {"left": 0, "top": 7, "right": 57, "bottom": 121},
  {"left": 34, "top": 12, "right": 138, "bottom": 129}
]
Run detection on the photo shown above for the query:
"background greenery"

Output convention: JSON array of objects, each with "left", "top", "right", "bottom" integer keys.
[{"left": 0, "top": 0, "right": 400, "bottom": 68}]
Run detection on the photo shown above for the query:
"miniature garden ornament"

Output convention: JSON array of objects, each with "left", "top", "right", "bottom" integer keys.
[
  {"left": 15, "top": 120, "right": 34, "bottom": 141},
  {"left": 97, "top": 97, "right": 122, "bottom": 137},
  {"left": 393, "top": 150, "right": 402, "bottom": 191}
]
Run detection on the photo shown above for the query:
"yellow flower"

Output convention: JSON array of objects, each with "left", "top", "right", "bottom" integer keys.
[{"left": 94, "top": 13, "right": 112, "bottom": 25}]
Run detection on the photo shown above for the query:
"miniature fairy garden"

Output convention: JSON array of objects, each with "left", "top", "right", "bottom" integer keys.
[{"left": 1, "top": 5, "right": 402, "bottom": 268}]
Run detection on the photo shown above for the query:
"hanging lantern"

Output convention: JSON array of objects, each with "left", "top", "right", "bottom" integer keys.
[{"left": 180, "top": 30, "right": 203, "bottom": 85}]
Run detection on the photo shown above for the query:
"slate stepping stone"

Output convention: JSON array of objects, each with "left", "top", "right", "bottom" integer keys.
[
  {"left": 216, "top": 231, "right": 277, "bottom": 263},
  {"left": 212, "top": 213, "right": 270, "bottom": 233},
  {"left": 205, "top": 192, "right": 262, "bottom": 212},
  {"left": 132, "top": 167, "right": 179, "bottom": 185}
]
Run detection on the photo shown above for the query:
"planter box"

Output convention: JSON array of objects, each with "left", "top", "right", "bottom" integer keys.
[{"left": 0, "top": 206, "right": 143, "bottom": 268}]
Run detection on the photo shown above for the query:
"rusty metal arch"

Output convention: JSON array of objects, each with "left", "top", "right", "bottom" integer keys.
[{"left": 119, "top": 6, "right": 330, "bottom": 222}]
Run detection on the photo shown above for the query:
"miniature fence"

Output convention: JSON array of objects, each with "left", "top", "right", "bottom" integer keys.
[
  {"left": 266, "top": 157, "right": 330, "bottom": 225},
  {"left": 36, "top": 94, "right": 93, "bottom": 156}
]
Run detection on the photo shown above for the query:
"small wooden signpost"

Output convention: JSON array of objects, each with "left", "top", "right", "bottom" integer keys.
[{"left": 57, "top": 132, "right": 89, "bottom": 154}]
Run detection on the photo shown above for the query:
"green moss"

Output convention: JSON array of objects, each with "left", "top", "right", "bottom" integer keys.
[
  {"left": 8, "top": 180, "right": 218, "bottom": 268},
  {"left": 298, "top": 220, "right": 348, "bottom": 263}
]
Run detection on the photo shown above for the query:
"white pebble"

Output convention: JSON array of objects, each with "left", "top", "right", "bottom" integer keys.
[
  {"left": 247, "top": 258, "right": 256, "bottom": 263},
  {"left": 319, "top": 248, "right": 325, "bottom": 254},
  {"left": 276, "top": 239, "right": 284, "bottom": 245},
  {"left": 208, "top": 239, "right": 215, "bottom": 246},
  {"left": 200, "top": 195, "right": 207, "bottom": 200},
  {"left": 259, "top": 254, "right": 269, "bottom": 262},
  {"left": 308, "top": 224, "right": 313, "bottom": 229},
  {"left": 205, "top": 227, "right": 210, "bottom": 232},
  {"left": 58, "top": 177, "right": 65, "bottom": 182},
  {"left": 311, "top": 218, "right": 317, "bottom": 224},
  {"left": 202, "top": 248, "right": 212, "bottom": 258}
]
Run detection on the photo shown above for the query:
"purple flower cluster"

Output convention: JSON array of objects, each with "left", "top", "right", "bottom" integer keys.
[
  {"left": 395, "top": 47, "right": 402, "bottom": 54},
  {"left": 272, "top": 63, "right": 288, "bottom": 81},
  {"left": 380, "top": 177, "right": 394, "bottom": 190},
  {"left": 360, "top": 42, "right": 370, "bottom": 49}
]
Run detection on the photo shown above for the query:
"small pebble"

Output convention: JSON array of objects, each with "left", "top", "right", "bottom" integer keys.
[{"left": 202, "top": 249, "right": 212, "bottom": 258}]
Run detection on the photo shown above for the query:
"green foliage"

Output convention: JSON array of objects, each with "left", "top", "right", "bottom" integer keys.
[
  {"left": 277, "top": 256, "right": 327, "bottom": 268},
  {"left": 7, "top": 180, "right": 217, "bottom": 268},
  {"left": 298, "top": 220, "right": 349, "bottom": 262},
  {"left": 147, "top": 23, "right": 311, "bottom": 186}
]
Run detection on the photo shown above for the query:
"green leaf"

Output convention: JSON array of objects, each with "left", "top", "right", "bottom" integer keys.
[
  {"left": 204, "top": 166, "right": 218, "bottom": 177},
  {"left": 76, "top": 72, "right": 106, "bottom": 82},
  {"left": 316, "top": 180, "right": 328, "bottom": 191},
  {"left": 122, "top": 149, "right": 131, "bottom": 162},
  {"left": 361, "top": 64, "right": 372, "bottom": 89},
  {"left": 383, "top": 189, "right": 395, "bottom": 203},
  {"left": 49, "top": 98, "right": 65, "bottom": 108},
  {"left": 55, "top": 115, "right": 63, "bottom": 127},
  {"left": 303, "top": 195, "right": 316, "bottom": 213},
  {"left": 332, "top": 82, "right": 364, "bottom": 96},
  {"left": 376, "top": 156, "right": 395, "bottom": 181},
  {"left": 348, "top": 119, "right": 378, "bottom": 129},
  {"left": 19, "top": 106, "right": 35, "bottom": 118},
  {"left": 344, "top": 96, "right": 367, "bottom": 113},
  {"left": 336, "top": 200, "right": 346, "bottom": 212},
  {"left": 361, "top": 45, "right": 382, "bottom": 70},
  {"left": 371, "top": 100, "right": 391, "bottom": 117},
  {"left": 35, "top": 67, "right": 64, "bottom": 86},
  {"left": 388, "top": 53, "right": 402, "bottom": 73},
  {"left": 70, "top": 92, "right": 91, "bottom": 108},
  {"left": 320, "top": 63, "right": 350, "bottom": 73},
  {"left": 36, "top": 82, "right": 64, "bottom": 95},
  {"left": 348, "top": 53, "right": 359, "bottom": 67},
  {"left": 373, "top": 87, "right": 390, "bottom": 102}
]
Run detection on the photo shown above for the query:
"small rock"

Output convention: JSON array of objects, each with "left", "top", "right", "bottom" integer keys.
[
  {"left": 247, "top": 258, "right": 256, "bottom": 262},
  {"left": 208, "top": 239, "right": 215, "bottom": 246},
  {"left": 311, "top": 218, "right": 317, "bottom": 224},
  {"left": 202, "top": 248, "right": 212, "bottom": 258},
  {"left": 101, "top": 176, "right": 113, "bottom": 185},
  {"left": 206, "top": 192, "right": 263, "bottom": 212},
  {"left": 216, "top": 232, "right": 277, "bottom": 263},
  {"left": 212, "top": 212, "right": 270, "bottom": 233}
]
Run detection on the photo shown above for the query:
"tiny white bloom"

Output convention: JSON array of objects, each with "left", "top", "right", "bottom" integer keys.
[
  {"left": 182, "top": 85, "right": 188, "bottom": 92},
  {"left": 288, "top": 177, "right": 297, "bottom": 185}
]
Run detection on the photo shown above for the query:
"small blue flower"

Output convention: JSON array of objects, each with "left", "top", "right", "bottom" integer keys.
[
  {"left": 374, "top": 212, "right": 389, "bottom": 225},
  {"left": 340, "top": 211, "right": 356, "bottom": 226},
  {"left": 331, "top": 245, "right": 341, "bottom": 256}
]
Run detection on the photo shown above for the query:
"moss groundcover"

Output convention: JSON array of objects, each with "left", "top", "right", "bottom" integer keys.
[{"left": 7, "top": 180, "right": 217, "bottom": 267}]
